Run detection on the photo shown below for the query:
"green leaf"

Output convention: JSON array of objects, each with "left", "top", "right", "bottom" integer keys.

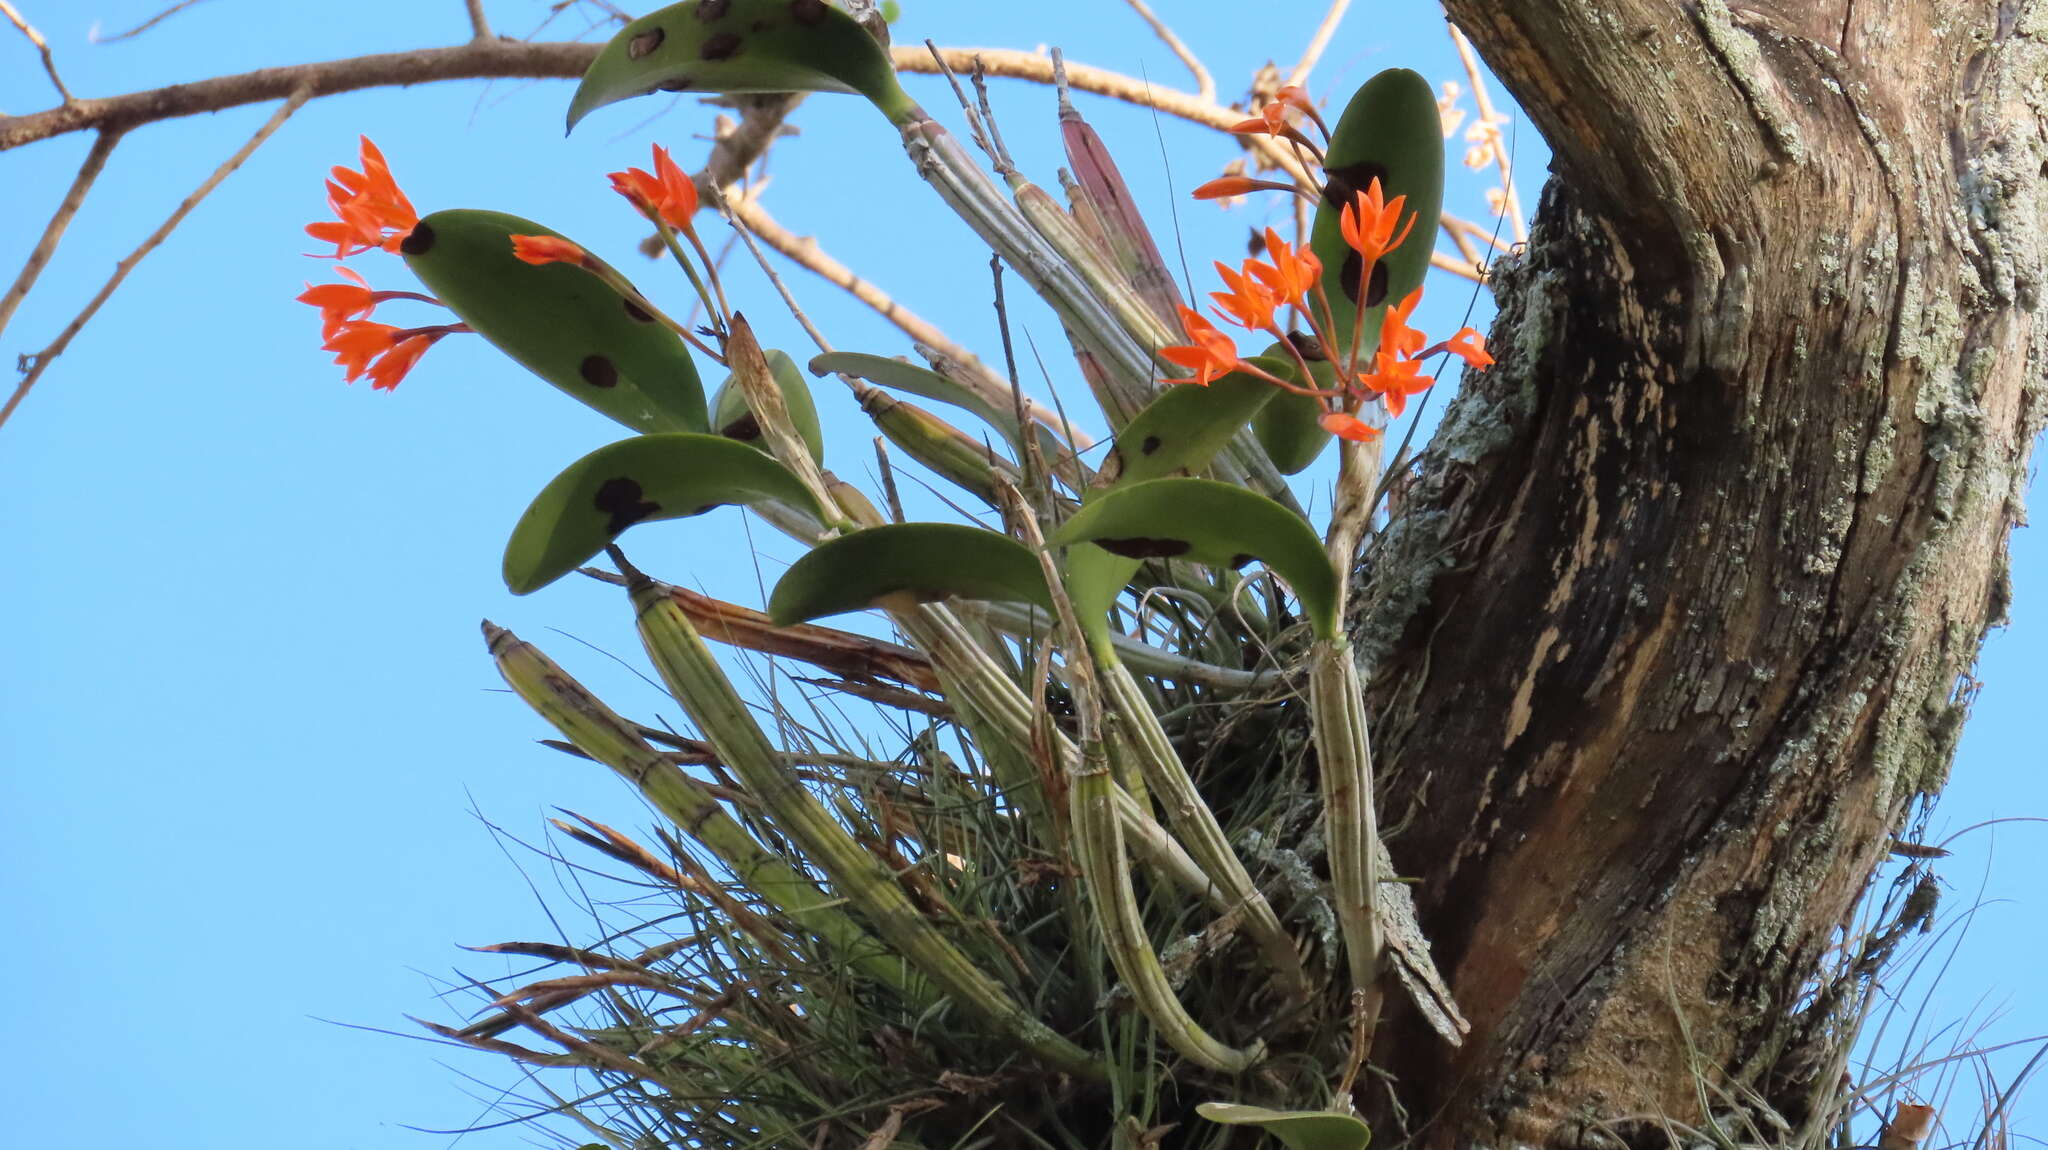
[
  {"left": 1310, "top": 69, "right": 1445, "bottom": 359},
  {"left": 712, "top": 348, "right": 825, "bottom": 464},
  {"left": 1051, "top": 478, "right": 1339, "bottom": 639},
  {"left": 504, "top": 433, "right": 821, "bottom": 595},
  {"left": 401, "top": 209, "right": 707, "bottom": 435},
  {"left": 566, "top": 0, "right": 914, "bottom": 132},
  {"left": 1248, "top": 346, "right": 1341, "bottom": 475},
  {"left": 1195, "top": 1103, "right": 1371, "bottom": 1150},
  {"left": 1107, "top": 360, "right": 1283, "bottom": 486},
  {"left": 768, "top": 523, "right": 1052, "bottom": 625}
]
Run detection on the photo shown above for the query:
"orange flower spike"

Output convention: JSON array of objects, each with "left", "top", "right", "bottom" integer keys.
[
  {"left": 1193, "top": 175, "right": 1262, "bottom": 200},
  {"left": 608, "top": 143, "right": 701, "bottom": 232},
  {"left": 306, "top": 136, "right": 419, "bottom": 257},
  {"left": 1209, "top": 261, "right": 1280, "bottom": 332},
  {"left": 1339, "top": 177, "right": 1415, "bottom": 267},
  {"left": 1319, "top": 410, "right": 1382, "bottom": 443},
  {"left": 509, "top": 234, "right": 593, "bottom": 268},
  {"left": 1160, "top": 305, "right": 1242, "bottom": 387}
]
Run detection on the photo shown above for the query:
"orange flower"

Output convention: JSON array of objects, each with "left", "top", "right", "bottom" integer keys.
[
  {"left": 296, "top": 266, "right": 378, "bottom": 339},
  {"left": 1427, "top": 326, "right": 1494, "bottom": 368},
  {"left": 509, "top": 234, "right": 591, "bottom": 267},
  {"left": 306, "top": 136, "right": 419, "bottom": 258},
  {"left": 1357, "top": 352, "right": 1435, "bottom": 418},
  {"left": 1248, "top": 228, "right": 1321, "bottom": 307},
  {"left": 1160, "top": 306, "right": 1241, "bottom": 387},
  {"left": 1379, "top": 287, "right": 1427, "bottom": 360},
  {"left": 1193, "top": 175, "right": 1262, "bottom": 200},
  {"left": 1339, "top": 177, "right": 1414, "bottom": 269},
  {"left": 1319, "top": 410, "right": 1382, "bottom": 442},
  {"left": 322, "top": 315, "right": 455, "bottom": 391},
  {"left": 1227, "top": 101, "right": 1289, "bottom": 136},
  {"left": 608, "top": 143, "right": 701, "bottom": 231},
  {"left": 1209, "top": 261, "right": 1279, "bottom": 331}
]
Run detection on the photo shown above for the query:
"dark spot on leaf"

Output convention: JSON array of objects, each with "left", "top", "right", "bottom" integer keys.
[
  {"left": 696, "top": 0, "right": 730, "bottom": 20},
  {"left": 1337, "top": 252, "right": 1389, "bottom": 307},
  {"left": 1285, "top": 329, "right": 1327, "bottom": 361},
  {"left": 1140, "top": 435, "right": 1162, "bottom": 456},
  {"left": 1321, "top": 160, "right": 1391, "bottom": 215},
  {"left": 657, "top": 75, "right": 697, "bottom": 92},
  {"left": 622, "top": 297, "right": 655, "bottom": 323},
  {"left": 700, "top": 31, "right": 742, "bottom": 60},
  {"left": 1229, "top": 553, "right": 1255, "bottom": 570},
  {"left": 720, "top": 413, "right": 762, "bottom": 441},
  {"left": 594, "top": 477, "right": 661, "bottom": 536},
  {"left": 690, "top": 503, "right": 721, "bottom": 516},
  {"left": 580, "top": 355, "right": 619, "bottom": 389},
  {"left": 1096, "top": 536, "right": 1191, "bottom": 560},
  {"left": 399, "top": 222, "right": 435, "bottom": 255},
  {"left": 628, "top": 27, "right": 665, "bottom": 59},
  {"left": 790, "top": 0, "right": 828, "bottom": 25}
]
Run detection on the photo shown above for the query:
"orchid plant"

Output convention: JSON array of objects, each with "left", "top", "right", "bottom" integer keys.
[{"left": 300, "top": 1, "right": 1499, "bottom": 1144}]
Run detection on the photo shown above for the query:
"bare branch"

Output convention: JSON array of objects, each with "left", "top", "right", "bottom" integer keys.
[
  {"left": 1285, "top": 0, "right": 1352, "bottom": 89},
  {"left": 0, "top": 0, "right": 71, "bottom": 103},
  {"left": 463, "top": 0, "right": 492, "bottom": 41},
  {"left": 1, "top": 88, "right": 311, "bottom": 431},
  {"left": 91, "top": 0, "right": 213, "bottom": 44},
  {"left": 0, "top": 129, "right": 120, "bottom": 345},
  {"left": 1122, "top": 0, "right": 1214, "bottom": 103}
]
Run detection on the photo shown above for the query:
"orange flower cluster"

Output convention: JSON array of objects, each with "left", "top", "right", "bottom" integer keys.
[
  {"left": 305, "top": 137, "right": 419, "bottom": 258},
  {"left": 1159, "top": 173, "right": 1493, "bottom": 444},
  {"left": 299, "top": 137, "right": 455, "bottom": 390}
]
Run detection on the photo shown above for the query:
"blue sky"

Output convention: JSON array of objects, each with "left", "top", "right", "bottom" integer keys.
[{"left": 2, "top": 2, "right": 2040, "bottom": 1146}]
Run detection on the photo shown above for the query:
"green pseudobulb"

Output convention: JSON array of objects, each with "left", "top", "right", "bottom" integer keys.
[{"left": 711, "top": 348, "right": 826, "bottom": 464}]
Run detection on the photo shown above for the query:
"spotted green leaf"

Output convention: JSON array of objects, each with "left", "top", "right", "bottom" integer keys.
[
  {"left": 1107, "top": 359, "right": 1284, "bottom": 486},
  {"left": 1195, "top": 1103, "right": 1371, "bottom": 1150},
  {"left": 566, "top": 0, "right": 914, "bottom": 132},
  {"left": 768, "top": 524, "right": 1052, "bottom": 625},
  {"left": 402, "top": 209, "right": 707, "bottom": 435},
  {"left": 711, "top": 348, "right": 825, "bottom": 464},
  {"left": 1310, "top": 69, "right": 1445, "bottom": 359},
  {"left": 505, "top": 433, "right": 822, "bottom": 595},
  {"left": 1249, "top": 346, "right": 1341, "bottom": 475},
  {"left": 1051, "top": 478, "right": 1338, "bottom": 639}
]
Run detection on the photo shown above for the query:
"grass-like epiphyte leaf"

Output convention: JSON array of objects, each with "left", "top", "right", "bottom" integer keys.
[
  {"left": 1052, "top": 477, "right": 1338, "bottom": 639},
  {"left": 566, "top": 0, "right": 914, "bottom": 132},
  {"left": 711, "top": 347, "right": 825, "bottom": 464},
  {"left": 401, "top": 209, "right": 707, "bottom": 434},
  {"left": 1310, "top": 69, "right": 1445, "bottom": 359},
  {"left": 768, "top": 523, "right": 1052, "bottom": 625},
  {"left": 504, "top": 433, "right": 821, "bottom": 595},
  {"left": 1195, "top": 1103, "right": 1372, "bottom": 1150}
]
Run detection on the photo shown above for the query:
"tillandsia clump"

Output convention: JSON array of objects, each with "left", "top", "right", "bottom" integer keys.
[{"left": 299, "top": 2, "right": 1506, "bottom": 1146}]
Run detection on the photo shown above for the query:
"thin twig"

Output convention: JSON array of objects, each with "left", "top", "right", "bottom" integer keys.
[
  {"left": 1285, "top": 0, "right": 1353, "bottom": 89},
  {"left": 90, "top": 0, "right": 212, "bottom": 43},
  {"left": 1449, "top": 22, "right": 1527, "bottom": 243},
  {"left": 0, "top": 0, "right": 71, "bottom": 102},
  {"left": 1122, "top": 0, "right": 1214, "bottom": 102},
  {"left": 0, "top": 129, "right": 120, "bottom": 345},
  {"left": 1, "top": 88, "right": 311, "bottom": 431},
  {"left": 463, "top": 0, "right": 493, "bottom": 40}
]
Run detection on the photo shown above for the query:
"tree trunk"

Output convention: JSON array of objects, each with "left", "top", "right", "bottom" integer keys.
[{"left": 1360, "top": 2, "right": 2045, "bottom": 1144}]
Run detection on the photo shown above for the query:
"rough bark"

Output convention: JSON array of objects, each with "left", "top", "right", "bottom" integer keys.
[{"left": 1358, "top": 2, "right": 2046, "bottom": 1145}]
